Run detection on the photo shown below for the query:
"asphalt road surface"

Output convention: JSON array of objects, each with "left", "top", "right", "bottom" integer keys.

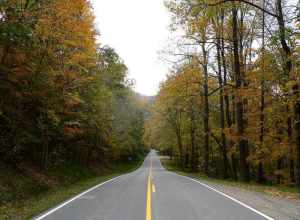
[{"left": 34, "top": 150, "right": 273, "bottom": 220}]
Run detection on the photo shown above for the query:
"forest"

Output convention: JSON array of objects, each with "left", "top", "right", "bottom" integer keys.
[
  {"left": 0, "top": 0, "right": 300, "bottom": 218},
  {"left": 0, "top": 0, "right": 148, "bottom": 210},
  {"left": 144, "top": 0, "right": 300, "bottom": 186}
]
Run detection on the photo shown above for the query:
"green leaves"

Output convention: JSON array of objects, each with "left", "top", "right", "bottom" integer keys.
[
  {"left": 0, "top": 0, "right": 146, "bottom": 169},
  {"left": 25, "top": 0, "right": 36, "bottom": 10}
]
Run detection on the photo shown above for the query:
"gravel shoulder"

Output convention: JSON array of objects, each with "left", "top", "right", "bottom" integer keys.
[
  {"left": 196, "top": 178, "right": 300, "bottom": 220},
  {"left": 161, "top": 157, "right": 300, "bottom": 220}
]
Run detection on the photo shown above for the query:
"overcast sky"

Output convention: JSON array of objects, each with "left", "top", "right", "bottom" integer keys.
[{"left": 92, "top": 0, "right": 171, "bottom": 96}]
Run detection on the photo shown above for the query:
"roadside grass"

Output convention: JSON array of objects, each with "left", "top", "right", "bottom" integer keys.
[
  {"left": 0, "top": 159, "right": 144, "bottom": 220},
  {"left": 161, "top": 157, "right": 300, "bottom": 200}
]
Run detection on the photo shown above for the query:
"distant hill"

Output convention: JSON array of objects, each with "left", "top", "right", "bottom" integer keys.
[{"left": 134, "top": 93, "right": 155, "bottom": 104}]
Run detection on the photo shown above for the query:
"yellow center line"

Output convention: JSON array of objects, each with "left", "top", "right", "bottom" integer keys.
[{"left": 146, "top": 157, "right": 153, "bottom": 220}]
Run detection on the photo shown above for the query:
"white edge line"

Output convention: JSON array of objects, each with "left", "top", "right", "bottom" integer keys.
[
  {"left": 34, "top": 174, "right": 127, "bottom": 220},
  {"left": 172, "top": 172, "right": 274, "bottom": 220}
]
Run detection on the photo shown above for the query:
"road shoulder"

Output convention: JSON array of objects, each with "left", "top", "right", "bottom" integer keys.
[
  {"left": 0, "top": 160, "right": 143, "bottom": 220},
  {"left": 161, "top": 157, "right": 300, "bottom": 220}
]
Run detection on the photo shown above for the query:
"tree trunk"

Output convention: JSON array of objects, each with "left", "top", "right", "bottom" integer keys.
[
  {"left": 175, "top": 126, "right": 184, "bottom": 168},
  {"left": 277, "top": 158, "right": 282, "bottom": 184},
  {"left": 41, "top": 125, "right": 49, "bottom": 169},
  {"left": 221, "top": 12, "right": 232, "bottom": 128},
  {"left": 293, "top": 86, "right": 300, "bottom": 185},
  {"left": 190, "top": 102, "right": 197, "bottom": 172},
  {"left": 275, "top": 0, "right": 298, "bottom": 185},
  {"left": 221, "top": 12, "right": 237, "bottom": 179},
  {"left": 232, "top": 5, "right": 249, "bottom": 182},
  {"left": 217, "top": 36, "right": 228, "bottom": 178},
  {"left": 201, "top": 43, "right": 210, "bottom": 175},
  {"left": 258, "top": 0, "right": 266, "bottom": 183}
]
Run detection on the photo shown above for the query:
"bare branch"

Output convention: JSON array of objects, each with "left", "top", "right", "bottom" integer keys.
[{"left": 190, "top": 0, "right": 278, "bottom": 18}]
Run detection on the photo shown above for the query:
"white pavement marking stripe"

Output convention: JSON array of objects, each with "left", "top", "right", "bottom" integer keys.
[
  {"left": 172, "top": 173, "right": 275, "bottom": 220},
  {"left": 152, "top": 184, "right": 156, "bottom": 193},
  {"left": 34, "top": 174, "right": 127, "bottom": 220}
]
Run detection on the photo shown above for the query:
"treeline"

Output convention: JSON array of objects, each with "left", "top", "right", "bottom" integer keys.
[
  {"left": 0, "top": 0, "right": 146, "bottom": 170},
  {"left": 145, "top": 0, "right": 300, "bottom": 185}
]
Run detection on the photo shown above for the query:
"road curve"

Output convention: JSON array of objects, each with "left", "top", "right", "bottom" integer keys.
[{"left": 33, "top": 150, "right": 273, "bottom": 220}]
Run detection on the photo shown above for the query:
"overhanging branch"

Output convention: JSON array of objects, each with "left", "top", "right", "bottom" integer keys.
[{"left": 190, "top": 0, "right": 278, "bottom": 18}]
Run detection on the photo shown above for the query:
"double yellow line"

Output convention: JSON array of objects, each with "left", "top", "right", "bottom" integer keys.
[{"left": 146, "top": 158, "right": 153, "bottom": 220}]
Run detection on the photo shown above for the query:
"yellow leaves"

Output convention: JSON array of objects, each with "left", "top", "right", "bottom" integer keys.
[
  {"left": 156, "top": 64, "right": 203, "bottom": 113},
  {"left": 64, "top": 93, "right": 84, "bottom": 108},
  {"left": 35, "top": 0, "right": 97, "bottom": 55}
]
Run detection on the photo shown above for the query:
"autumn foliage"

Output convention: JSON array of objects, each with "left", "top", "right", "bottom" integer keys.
[
  {"left": 0, "top": 0, "right": 146, "bottom": 170},
  {"left": 145, "top": 0, "right": 300, "bottom": 185}
]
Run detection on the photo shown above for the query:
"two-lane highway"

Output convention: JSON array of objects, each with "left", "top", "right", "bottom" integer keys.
[{"left": 34, "top": 151, "right": 273, "bottom": 220}]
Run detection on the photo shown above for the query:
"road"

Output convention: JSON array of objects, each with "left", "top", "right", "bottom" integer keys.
[{"left": 34, "top": 150, "right": 273, "bottom": 220}]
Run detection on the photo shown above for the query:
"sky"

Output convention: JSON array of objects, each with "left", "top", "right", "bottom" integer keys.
[{"left": 92, "top": 0, "right": 171, "bottom": 96}]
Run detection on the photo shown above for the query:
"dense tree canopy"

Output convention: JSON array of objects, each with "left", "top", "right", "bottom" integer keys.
[
  {"left": 145, "top": 0, "right": 299, "bottom": 185},
  {"left": 0, "top": 0, "right": 146, "bottom": 170},
  {"left": 1, "top": 0, "right": 299, "bottom": 190}
]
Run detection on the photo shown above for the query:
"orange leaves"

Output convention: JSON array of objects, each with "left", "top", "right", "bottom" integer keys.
[
  {"left": 0, "top": 0, "right": 148, "bottom": 171},
  {"left": 64, "top": 94, "right": 84, "bottom": 108},
  {"left": 159, "top": 63, "right": 203, "bottom": 102},
  {"left": 64, "top": 124, "right": 84, "bottom": 136},
  {"left": 35, "top": 0, "right": 97, "bottom": 59}
]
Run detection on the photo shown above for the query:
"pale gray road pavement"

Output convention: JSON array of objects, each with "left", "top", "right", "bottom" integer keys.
[{"left": 33, "top": 151, "right": 271, "bottom": 220}]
